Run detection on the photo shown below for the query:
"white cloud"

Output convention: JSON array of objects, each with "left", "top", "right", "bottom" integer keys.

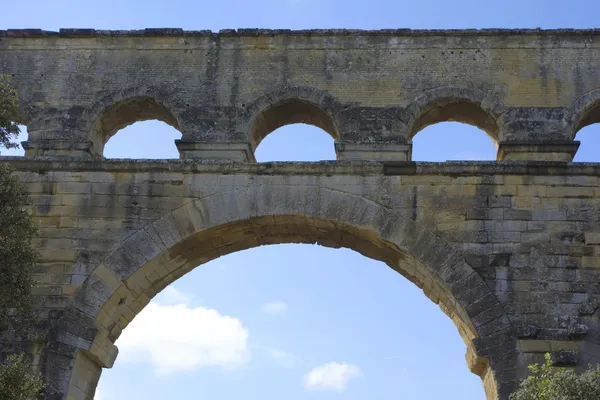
[
  {"left": 116, "top": 300, "right": 249, "bottom": 375},
  {"left": 262, "top": 301, "right": 288, "bottom": 314},
  {"left": 157, "top": 286, "right": 192, "bottom": 305},
  {"left": 303, "top": 362, "right": 362, "bottom": 392}
]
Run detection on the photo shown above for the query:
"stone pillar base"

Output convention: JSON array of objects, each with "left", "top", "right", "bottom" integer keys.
[
  {"left": 22, "top": 139, "right": 94, "bottom": 158},
  {"left": 497, "top": 141, "right": 580, "bottom": 162},
  {"left": 335, "top": 142, "right": 412, "bottom": 161},
  {"left": 175, "top": 140, "right": 255, "bottom": 162}
]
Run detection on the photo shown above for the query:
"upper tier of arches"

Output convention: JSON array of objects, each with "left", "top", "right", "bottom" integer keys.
[{"left": 20, "top": 85, "right": 600, "bottom": 162}]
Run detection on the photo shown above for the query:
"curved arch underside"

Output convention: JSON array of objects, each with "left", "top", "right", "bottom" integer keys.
[
  {"left": 79, "top": 85, "right": 510, "bottom": 161},
  {"left": 568, "top": 89, "right": 600, "bottom": 139},
  {"left": 575, "top": 101, "right": 600, "bottom": 134},
  {"left": 410, "top": 100, "right": 500, "bottom": 144},
  {"left": 89, "top": 96, "right": 181, "bottom": 155},
  {"left": 68, "top": 185, "right": 511, "bottom": 399},
  {"left": 250, "top": 99, "right": 340, "bottom": 149},
  {"left": 116, "top": 215, "right": 476, "bottom": 343}
]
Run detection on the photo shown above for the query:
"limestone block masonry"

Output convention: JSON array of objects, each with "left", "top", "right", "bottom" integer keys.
[{"left": 1, "top": 28, "right": 600, "bottom": 400}]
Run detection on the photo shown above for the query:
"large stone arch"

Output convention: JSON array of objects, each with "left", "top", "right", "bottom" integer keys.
[
  {"left": 240, "top": 86, "right": 344, "bottom": 150},
  {"left": 566, "top": 88, "right": 600, "bottom": 140},
  {"left": 51, "top": 185, "right": 515, "bottom": 400},
  {"left": 406, "top": 86, "right": 506, "bottom": 145},
  {"left": 81, "top": 86, "right": 184, "bottom": 156}
]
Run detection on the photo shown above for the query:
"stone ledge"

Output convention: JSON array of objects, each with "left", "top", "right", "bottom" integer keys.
[
  {"left": 22, "top": 139, "right": 94, "bottom": 158},
  {"left": 519, "top": 339, "right": 581, "bottom": 353},
  {"left": 497, "top": 141, "right": 581, "bottom": 162},
  {"left": 4, "top": 157, "right": 600, "bottom": 176},
  {"left": 335, "top": 142, "right": 412, "bottom": 162},
  {"left": 175, "top": 140, "right": 255, "bottom": 162}
]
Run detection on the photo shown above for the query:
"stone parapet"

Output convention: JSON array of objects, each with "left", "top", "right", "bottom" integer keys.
[
  {"left": 497, "top": 141, "right": 581, "bottom": 162},
  {"left": 3, "top": 27, "right": 600, "bottom": 38},
  {"left": 175, "top": 140, "right": 255, "bottom": 162},
  {"left": 22, "top": 139, "right": 94, "bottom": 158},
  {"left": 335, "top": 142, "right": 412, "bottom": 161}
]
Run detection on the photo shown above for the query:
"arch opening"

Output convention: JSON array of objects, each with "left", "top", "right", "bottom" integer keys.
[
  {"left": 98, "top": 216, "right": 478, "bottom": 347},
  {"left": 254, "top": 124, "right": 336, "bottom": 162},
  {"left": 70, "top": 217, "right": 507, "bottom": 399},
  {"left": 573, "top": 101, "right": 600, "bottom": 162},
  {"left": 410, "top": 100, "right": 500, "bottom": 145},
  {"left": 411, "top": 121, "right": 498, "bottom": 161},
  {"left": 103, "top": 120, "right": 182, "bottom": 159},
  {"left": 250, "top": 99, "right": 339, "bottom": 150},
  {"left": 63, "top": 186, "right": 511, "bottom": 399},
  {"left": 96, "top": 241, "right": 486, "bottom": 399},
  {"left": 90, "top": 96, "right": 181, "bottom": 157}
]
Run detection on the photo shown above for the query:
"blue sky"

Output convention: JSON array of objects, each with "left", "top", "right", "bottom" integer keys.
[{"left": 3, "top": 1, "right": 600, "bottom": 399}]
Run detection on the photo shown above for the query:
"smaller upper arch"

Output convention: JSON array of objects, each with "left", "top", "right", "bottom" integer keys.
[
  {"left": 406, "top": 86, "right": 506, "bottom": 144},
  {"left": 566, "top": 88, "right": 600, "bottom": 140},
  {"left": 242, "top": 86, "right": 342, "bottom": 149},
  {"left": 82, "top": 86, "right": 183, "bottom": 156}
]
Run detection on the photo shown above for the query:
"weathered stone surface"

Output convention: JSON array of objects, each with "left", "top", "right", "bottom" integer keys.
[
  {"left": 0, "top": 158, "right": 597, "bottom": 400},
  {"left": 579, "top": 299, "right": 600, "bottom": 315},
  {"left": 2, "top": 28, "right": 600, "bottom": 400},
  {"left": 551, "top": 350, "right": 579, "bottom": 366},
  {"left": 568, "top": 323, "right": 589, "bottom": 339}
]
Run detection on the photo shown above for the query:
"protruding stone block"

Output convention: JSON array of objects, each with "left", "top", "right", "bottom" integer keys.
[
  {"left": 22, "top": 139, "right": 94, "bottom": 158},
  {"left": 175, "top": 140, "right": 255, "bottom": 162},
  {"left": 497, "top": 141, "right": 580, "bottom": 162},
  {"left": 551, "top": 350, "right": 579, "bottom": 366},
  {"left": 568, "top": 323, "right": 589, "bottom": 339},
  {"left": 579, "top": 300, "right": 599, "bottom": 316},
  {"left": 335, "top": 142, "right": 412, "bottom": 162}
]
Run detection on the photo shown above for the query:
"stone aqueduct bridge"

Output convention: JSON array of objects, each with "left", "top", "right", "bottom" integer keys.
[{"left": 2, "top": 27, "right": 600, "bottom": 399}]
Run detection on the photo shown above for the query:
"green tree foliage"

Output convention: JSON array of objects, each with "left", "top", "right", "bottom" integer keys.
[
  {"left": 0, "top": 75, "right": 22, "bottom": 150},
  {"left": 0, "top": 74, "right": 43, "bottom": 399},
  {"left": 0, "top": 163, "right": 38, "bottom": 332},
  {"left": 510, "top": 353, "right": 600, "bottom": 400},
  {"left": 0, "top": 354, "right": 44, "bottom": 400}
]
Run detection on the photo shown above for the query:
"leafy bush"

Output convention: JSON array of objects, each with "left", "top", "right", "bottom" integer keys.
[
  {"left": 0, "top": 163, "right": 38, "bottom": 332},
  {"left": 0, "top": 74, "right": 22, "bottom": 150},
  {"left": 510, "top": 353, "right": 600, "bottom": 400},
  {"left": 0, "top": 354, "right": 44, "bottom": 400}
]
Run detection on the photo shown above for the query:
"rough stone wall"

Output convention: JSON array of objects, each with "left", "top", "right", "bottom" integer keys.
[
  {"left": 2, "top": 28, "right": 600, "bottom": 400},
  {"left": 1, "top": 158, "right": 599, "bottom": 400},
  {"left": 1, "top": 29, "right": 600, "bottom": 160}
]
